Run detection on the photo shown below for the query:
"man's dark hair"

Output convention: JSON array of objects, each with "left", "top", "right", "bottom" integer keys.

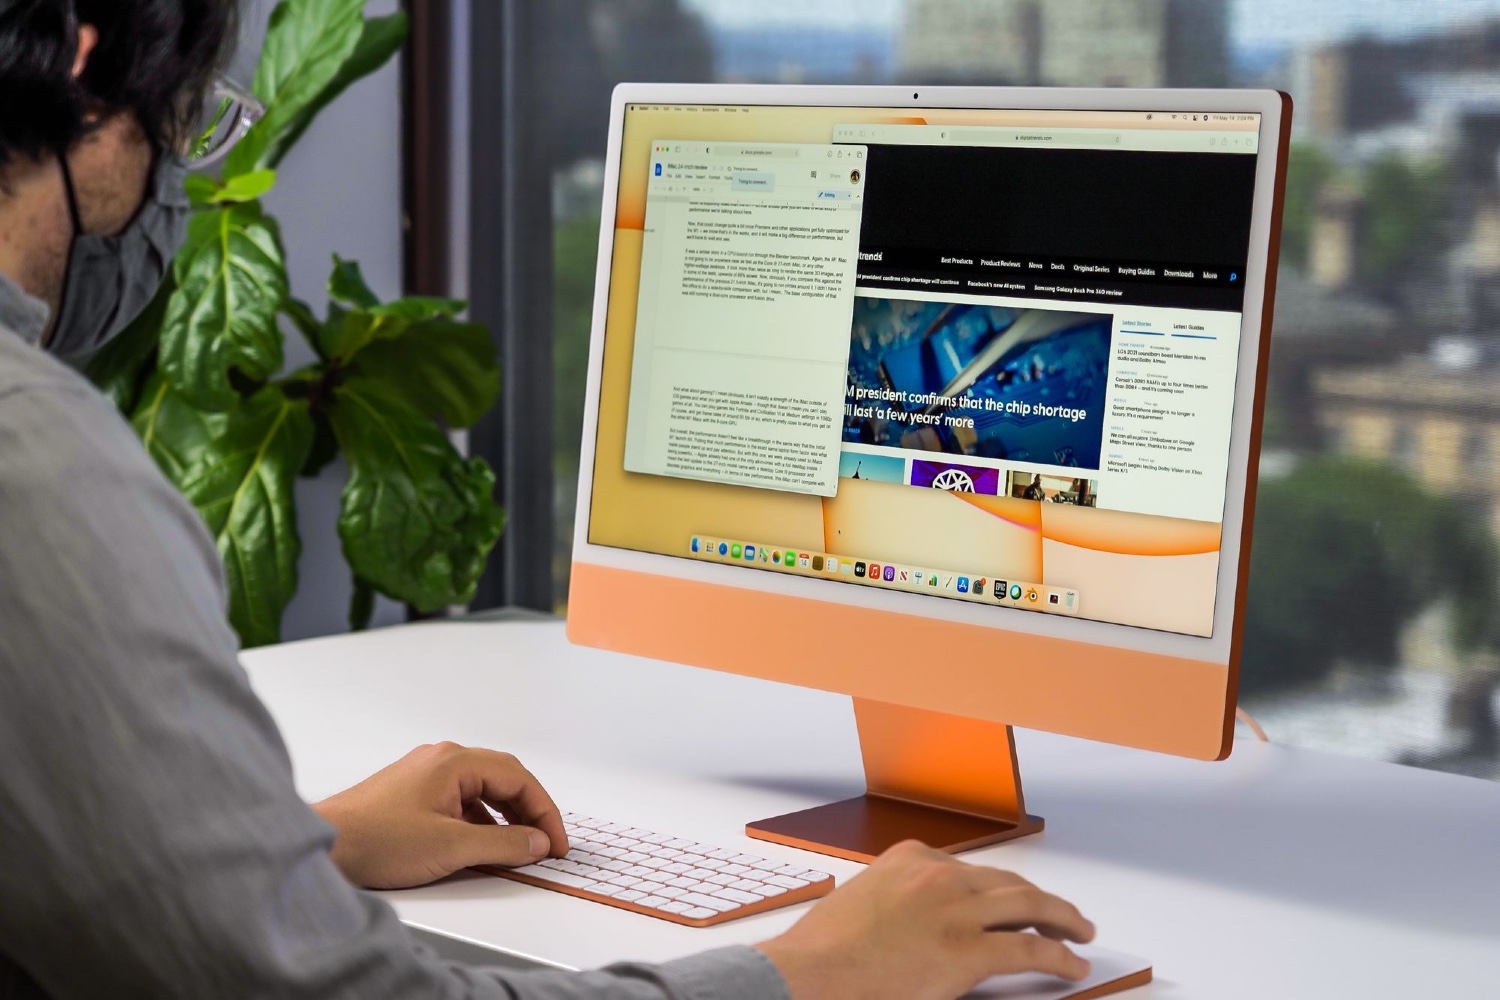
[{"left": 0, "top": 0, "right": 238, "bottom": 168}]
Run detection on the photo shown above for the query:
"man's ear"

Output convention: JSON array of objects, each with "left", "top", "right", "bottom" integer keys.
[{"left": 71, "top": 24, "right": 99, "bottom": 78}]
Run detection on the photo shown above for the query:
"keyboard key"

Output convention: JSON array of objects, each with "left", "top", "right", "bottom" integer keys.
[
  {"left": 721, "top": 864, "right": 752, "bottom": 876},
  {"left": 616, "top": 890, "right": 646, "bottom": 902},
  {"left": 683, "top": 907, "right": 718, "bottom": 920},
  {"left": 638, "top": 895, "right": 670, "bottom": 908},
  {"left": 591, "top": 882, "right": 626, "bottom": 897},
  {"left": 730, "top": 879, "right": 764, "bottom": 892},
  {"left": 706, "top": 873, "right": 738, "bottom": 886},
  {"left": 620, "top": 852, "right": 650, "bottom": 864},
  {"left": 707, "top": 849, "right": 738, "bottom": 861},
  {"left": 659, "top": 901, "right": 691, "bottom": 914},
  {"left": 749, "top": 859, "right": 782, "bottom": 872},
  {"left": 681, "top": 892, "right": 737, "bottom": 912},
  {"left": 655, "top": 886, "right": 687, "bottom": 899},
  {"left": 712, "top": 887, "right": 763, "bottom": 905},
  {"left": 731, "top": 854, "right": 761, "bottom": 865},
  {"left": 543, "top": 871, "right": 598, "bottom": 890},
  {"left": 663, "top": 863, "right": 692, "bottom": 875},
  {"left": 602, "top": 823, "right": 630, "bottom": 833},
  {"left": 749, "top": 882, "right": 788, "bottom": 897},
  {"left": 642, "top": 833, "right": 672, "bottom": 845},
  {"left": 766, "top": 874, "right": 811, "bottom": 889},
  {"left": 667, "top": 877, "right": 698, "bottom": 889},
  {"left": 666, "top": 839, "right": 695, "bottom": 849},
  {"left": 683, "top": 868, "right": 717, "bottom": 881},
  {"left": 697, "top": 858, "right": 728, "bottom": 871},
  {"left": 776, "top": 866, "right": 812, "bottom": 878},
  {"left": 624, "top": 866, "right": 656, "bottom": 878}
]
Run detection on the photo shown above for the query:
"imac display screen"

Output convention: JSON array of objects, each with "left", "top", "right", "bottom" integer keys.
[{"left": 588, "top": 104, "right": 1263, "bottom": 638}]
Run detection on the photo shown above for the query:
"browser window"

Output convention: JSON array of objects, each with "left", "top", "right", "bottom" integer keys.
[
  {"left": 594, "top": 104, "right": 1263, "bottom": 639},
  {"left": 623, "top": 141, "right": 868, "bottom": 495}
]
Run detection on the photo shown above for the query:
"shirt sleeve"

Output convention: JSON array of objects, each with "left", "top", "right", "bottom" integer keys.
[{"left": 0, "top": 377, "right": 790, "bottom": 1000}]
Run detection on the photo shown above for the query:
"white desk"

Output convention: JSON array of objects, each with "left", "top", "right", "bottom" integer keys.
[{"left": 241, "top": 619, "right": 1500, "bottom": 999}]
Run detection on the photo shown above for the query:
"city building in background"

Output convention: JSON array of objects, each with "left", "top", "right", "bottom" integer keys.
[
  {"left": 533, "top": 0, "right": 1500, "bottom": 782},
  {"left": 901, "top": 0, "right": 1229, "bottom": 88}
]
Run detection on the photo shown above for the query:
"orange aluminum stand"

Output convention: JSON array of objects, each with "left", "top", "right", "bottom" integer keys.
[{"left": 746, "top": 698, "right": 1043, "bottom": 863}]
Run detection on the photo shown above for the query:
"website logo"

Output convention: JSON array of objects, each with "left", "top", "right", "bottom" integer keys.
[
  {"left": 869, "top": 563, "right": 881, "bottom": 580},
  {"left": 826, "top": 558, "right": 839, "bottom": 573},
  {"left": 994, "top": 579, "right": 1007, "bottom": 598},
  {"left": 691, "top": 537, "right": 700, "bottom": 553},
  {"left": 883, "top": 565, "right": 896, "bottom": 582},
  {"left": 798, "top": 553, "right": 811, "bottom": 568},
  {"left": 654, "top": 162, "right": 663, "bottom": 176},
  {"left": 913, "top": 571, "right": 925, "bottom": 585},
  {"left": 718, "top": 542, "right": 729, "bottom": 556},
  {"left": 744, "top": 545, "right": 756, "bottom": 561},
  {"left": 855, "top": 561, "right": 867, "bottom": 578},
  {"left": 731, "top": 543, "right": 743, "bottom": 559},
  {"left": 784, "top": 550, "right": 797, "bottom": 567},
  {"left": 812, "top": 555, "right": 825, "bottom": 571},
  {"left": 974, "top": 578, "right": 987, "bottom": 595},
  {"left": 1010, "top": 584, "right": 1023, "bottom": 600},
  {"left": 957, "top": 576, "right": 970, "bottom": 594}
]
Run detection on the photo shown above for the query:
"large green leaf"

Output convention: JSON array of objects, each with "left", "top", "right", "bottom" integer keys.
[
  {"left": 225, "top": 0, "right": 367, "bottom": 177},
  {"left": 176, "top": 388, "right": 314, "bottom": 648},
  {"left": 86, "top": 277, "right": 173, "bottom": 414},
  {"left": 317, "top": 255, "right": 466, "bottom": 361},
  {"left": 328, "top": 255, "right": 381, "bottom": 310},
  {"left": 329, "top": 378, "right": 504, "bottom": 611},
  {"left": 160, "top": 203, "right": 287, "bottom": 411},
  {"left": 349, "top": 320, "right": 499, "bottom": 428},
  {"left": 186, "top": 170, "right": 278, "bottom": 207},
  {"left": 130, "top": 371, "right": 232, "bottom": 483},
  {"left": 264, "top": 10, "right": 408, "bottom": 169}
]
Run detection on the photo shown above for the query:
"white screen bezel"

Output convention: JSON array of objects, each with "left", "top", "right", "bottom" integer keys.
[{"left": 571, "top": 84, "right": 1287, "bottom": 667}]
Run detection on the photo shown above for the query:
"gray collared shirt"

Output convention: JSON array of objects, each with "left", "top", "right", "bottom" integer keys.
[{"left": 0, "top": 272, "right": 789, "bottom": 1000}]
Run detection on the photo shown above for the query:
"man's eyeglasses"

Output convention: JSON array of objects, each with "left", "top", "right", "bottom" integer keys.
[{"left": 188, "top": 77, "right": 265, "bottom": 168}]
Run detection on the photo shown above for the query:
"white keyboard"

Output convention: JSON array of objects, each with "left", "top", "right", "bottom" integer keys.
[{"left": 477, "top": 811, "right": 837, "bottom": 927}]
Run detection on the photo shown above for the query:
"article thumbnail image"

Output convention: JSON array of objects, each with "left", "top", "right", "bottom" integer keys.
[
  {"left": 838, "top": 451, "right": 905, "bottom": 484},
  {"left": 845, "top": 298, "right": 1111, "bottom": 470},
  {"left": 910, "top": 459, "right": 1001, "bottom": 495},
  {"left": 1007, "top": 471, "right": 1099, "bottom": 507}
]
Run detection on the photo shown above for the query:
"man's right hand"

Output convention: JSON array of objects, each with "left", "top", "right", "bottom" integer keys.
[{"left": 756, "top": 841, "right": 1095, "bottom": 1000}]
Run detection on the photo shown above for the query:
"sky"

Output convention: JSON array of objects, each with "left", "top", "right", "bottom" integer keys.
[{"left": 684, "top": 0, "right": 1500, "bottom": 49}]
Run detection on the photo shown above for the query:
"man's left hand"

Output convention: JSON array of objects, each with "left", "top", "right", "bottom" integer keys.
[{"left": 313, "top": 742, "right": 569, "bottom": 889}]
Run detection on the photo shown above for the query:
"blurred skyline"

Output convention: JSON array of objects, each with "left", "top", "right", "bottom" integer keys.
[{"left": 686, "top": 0, "right": 1500, "bottom": 48}]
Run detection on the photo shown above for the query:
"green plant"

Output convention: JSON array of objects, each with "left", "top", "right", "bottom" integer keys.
[{"left": 86, "top": 0, "right": 503, "bottom": 648}]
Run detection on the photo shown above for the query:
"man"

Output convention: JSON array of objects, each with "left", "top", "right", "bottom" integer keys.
[{"left": 0, "top": 2, "right": 1096, "bottom": 997}]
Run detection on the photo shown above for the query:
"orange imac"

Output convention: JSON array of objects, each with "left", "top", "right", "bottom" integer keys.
[{"left": 568, "top": 84, "right": 1291, "bottom": 863}]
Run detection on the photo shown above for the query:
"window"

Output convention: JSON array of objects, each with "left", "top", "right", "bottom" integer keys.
[{"left": 484, "top": 0, "right": 1500, "bottom": 783}]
